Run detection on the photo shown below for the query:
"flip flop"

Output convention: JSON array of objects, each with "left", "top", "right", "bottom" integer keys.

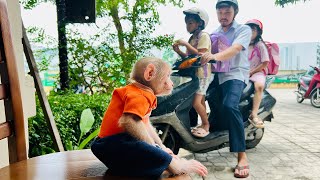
[
  {"left": 191, "top": 127, "right": 209, "bottom": 138},
  {"left": 248, "top": 117, "right": 264, "bottom": 128},
  {"left": 191, "top": 125, "right": 201, "bottom": 133},
  {"left": 234, "top": 165, "right": 249, "bottom": 178}
]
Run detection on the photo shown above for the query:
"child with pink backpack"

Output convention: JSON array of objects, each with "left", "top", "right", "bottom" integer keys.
[{"left": 245, "top": 19, "right": 269, "bottom": 128}]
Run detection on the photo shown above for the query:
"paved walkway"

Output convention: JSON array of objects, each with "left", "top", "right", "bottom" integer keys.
[{"left": 184, "top": 88, "right": 320, "bottom": 180}]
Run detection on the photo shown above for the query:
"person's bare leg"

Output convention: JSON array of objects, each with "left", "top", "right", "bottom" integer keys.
[
  {"left": 201, "top": 95, "right": 206, "bottom": 109},
  {"left": 251, "top": 82, "right": 264, "bottom": 118},
  {"left": 193, "top": 94, "right": 209, "bottom": 131},
  {"left": 235, "top": 152, "right": 249, "bottom": 177}
]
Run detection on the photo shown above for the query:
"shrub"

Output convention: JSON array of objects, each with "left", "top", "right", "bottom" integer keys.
[{"left": 28, "top": 92, "right": 110, "bottom": 157}]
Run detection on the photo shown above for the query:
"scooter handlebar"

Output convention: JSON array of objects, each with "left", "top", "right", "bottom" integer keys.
[
  {"left": 191, "top": 58, "right": 216, "bottom": 68},
  {"left": 173, "top": 56, "right": 216, "bottom": 70}
]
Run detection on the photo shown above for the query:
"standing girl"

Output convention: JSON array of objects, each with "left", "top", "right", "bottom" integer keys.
[{"left": 173, "top": 7, "right": 212, "bottom": 138}]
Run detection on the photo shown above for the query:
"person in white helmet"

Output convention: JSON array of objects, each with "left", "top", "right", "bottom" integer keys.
[
  {"left": 173, "top": 7, "right": 212, "bottom": 138},
  {"left": 201, "top": 0, "right": 251, "bottom": 178}
]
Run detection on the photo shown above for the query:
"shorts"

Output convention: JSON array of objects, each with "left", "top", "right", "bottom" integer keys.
[
  {"left": 250, "top": 72, "right": 266, "bottom": 85},
  {"left": 91, "top": 133, "right": 172, "bottom": 178},
  {"left": 196, "top": 75, "right": 214, "bottom": 95}
]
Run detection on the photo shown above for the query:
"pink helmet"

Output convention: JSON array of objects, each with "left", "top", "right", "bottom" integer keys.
[{"left": 245, "top": 19, "right": 263, "bottom": 31}]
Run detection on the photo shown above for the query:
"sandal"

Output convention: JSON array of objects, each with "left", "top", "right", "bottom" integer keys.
[
  {"left": 234, "top": 165, "right": 249, "bottom": 178},
  {"left": 248, "top": 116, "right": 264, "bottom": 128},
  {"left": 191, "top": 127, "right": 209, "bottom": 138},
  {"left": 191, "top": 125, "right": 201, "bottom": 132}
]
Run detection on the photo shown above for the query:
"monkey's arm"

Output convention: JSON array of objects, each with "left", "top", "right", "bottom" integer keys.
[
  {"left": 119, "top": 113, "right": 154, "bottom": 145},
  {"left": 146, "top": 121, "right": 166, "bottom": 148},
  {"left": 146, "top": 121, "right": 174, "bottom": 155}
]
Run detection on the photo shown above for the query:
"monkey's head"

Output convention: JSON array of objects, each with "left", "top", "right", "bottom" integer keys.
[{"left": 130, "top": 57, "right": 173, "bottom": 95}]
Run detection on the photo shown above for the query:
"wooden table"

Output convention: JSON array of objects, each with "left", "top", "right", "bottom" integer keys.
[{"left": 0, "top": 149, "right": 190, "bottom": 180}]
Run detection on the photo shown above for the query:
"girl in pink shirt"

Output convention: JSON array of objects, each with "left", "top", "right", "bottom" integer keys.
[{"left": 245, "top": 19, "right": 269, "bottom": 128}]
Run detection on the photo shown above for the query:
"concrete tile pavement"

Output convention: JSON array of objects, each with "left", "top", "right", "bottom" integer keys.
[{"left": 181, "top": 88, "right": 320, "bottom": 180}]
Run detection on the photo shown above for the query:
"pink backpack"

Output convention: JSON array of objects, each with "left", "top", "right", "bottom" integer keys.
[{"left": 250, "top": 41, "right": 281, "bottom": 75}]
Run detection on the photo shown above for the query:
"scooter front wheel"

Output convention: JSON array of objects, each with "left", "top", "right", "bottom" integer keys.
[
  {"left": 296, "top": 88, "right": 304, "bottom": 103},
  {"left": 296, "top": 95, "right": 304, "bottom": 103},
  {"left": 154, "top": 124, "right": 181, "bottom": 154}
]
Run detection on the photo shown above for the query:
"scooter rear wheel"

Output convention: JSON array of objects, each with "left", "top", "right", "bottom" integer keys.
[
  {"left": 246, "top": 128, "right": 264, "bottom": 149},
  {"left": 154, "top": 124, "right": 181, "bottom": 154}
]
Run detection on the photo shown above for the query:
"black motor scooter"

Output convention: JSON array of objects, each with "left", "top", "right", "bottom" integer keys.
[{"left": 150, "top": 56, "right": 277, "bottom": 154}]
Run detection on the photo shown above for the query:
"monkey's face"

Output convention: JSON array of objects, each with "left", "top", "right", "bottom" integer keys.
[{"left": 151, "top": 66, "right": 173, "bottom": 96}]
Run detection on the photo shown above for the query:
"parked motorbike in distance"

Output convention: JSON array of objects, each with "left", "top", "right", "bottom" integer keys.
[
  {"left": 150, "top": 56, "right": 277, "bottom": 154},
  {"left": 295, "top": 65, "right": 320, "bottom": 108}
]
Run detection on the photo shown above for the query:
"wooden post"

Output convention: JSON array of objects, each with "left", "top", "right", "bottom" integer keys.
[{"left": 22, "top": 24, "right": 64, "bottom": 152}]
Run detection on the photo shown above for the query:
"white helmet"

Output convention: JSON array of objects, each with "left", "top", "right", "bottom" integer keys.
[{"left": 183, "top": 7, "right": 209, "bottom": 30}]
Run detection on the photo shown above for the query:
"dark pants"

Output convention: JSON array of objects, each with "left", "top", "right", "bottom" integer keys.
[
  {"left": 91, "top": 133, "right": 172, "bottom": 178},
  {"left": 211, "top": 76, "right": 246, "bottom": 152}
]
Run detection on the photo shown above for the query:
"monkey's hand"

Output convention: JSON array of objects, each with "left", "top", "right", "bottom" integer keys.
[
  {"left": 155, "top": 144, "right": 173, "bottom": 155},
  {"left": 163, "top": 147, "right": 174, "bottom": 155}
]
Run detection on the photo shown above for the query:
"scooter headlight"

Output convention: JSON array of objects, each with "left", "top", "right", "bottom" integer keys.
[
  {"left": 172, "top": 56, "right": 201, "bottom": 70},
  {"left": 178, "top": 58, "right": 198, "bottom": 69}
]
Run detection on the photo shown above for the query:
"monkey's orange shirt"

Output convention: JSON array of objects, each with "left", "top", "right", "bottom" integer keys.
[{"left": 98, "top": 83, "right": 157, "bottom": 138}]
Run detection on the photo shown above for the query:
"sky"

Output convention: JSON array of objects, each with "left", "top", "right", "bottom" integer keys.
[{"left": 21, "top": 0, "right": 320, "bottom": 44}]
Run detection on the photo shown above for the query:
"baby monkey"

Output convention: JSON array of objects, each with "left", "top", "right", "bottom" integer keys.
[{"left": 91, "top": 57, "right": 208, "bottom": 178}]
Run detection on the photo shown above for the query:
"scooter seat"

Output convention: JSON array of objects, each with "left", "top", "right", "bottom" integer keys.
[
  {"left": 301, "top": 76, "right": 312, "bottom": 86},
  {"left": 206, "top": 78, "right": 254, "bottom": 103}
]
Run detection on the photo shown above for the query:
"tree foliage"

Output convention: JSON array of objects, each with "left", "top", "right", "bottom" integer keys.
[
  {"left": 21, "top": 0, "right": 193, "bottom": 93},
  {"left": 275, "top": 0, "right": 309, "bottom": 7},
  {"left": 20, "top": 0, "right": 53, "bottom": 9}
]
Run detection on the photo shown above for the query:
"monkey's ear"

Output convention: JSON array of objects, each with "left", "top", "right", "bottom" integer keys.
[{"left": 144, "top": 64, "right": 156, "bottom": 81}]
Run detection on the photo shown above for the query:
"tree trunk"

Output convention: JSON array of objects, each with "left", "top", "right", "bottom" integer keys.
[{"left": 56, "top": 0, "right": 69, "bottom": 90}]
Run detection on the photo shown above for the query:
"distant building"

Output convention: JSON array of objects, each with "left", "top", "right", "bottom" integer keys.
[{"left": 278, "top": 42, "right": 319, "bottom": 70}]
